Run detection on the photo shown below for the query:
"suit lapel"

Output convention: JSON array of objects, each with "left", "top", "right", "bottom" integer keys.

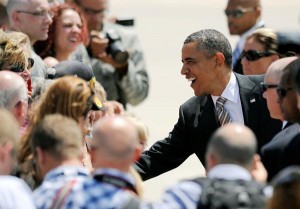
[
  {"left": 197, "top": 95, "right": 219, "bottom": 128},
  {"left": 235, "top": 73, "right": 259, "bottom": 128}
]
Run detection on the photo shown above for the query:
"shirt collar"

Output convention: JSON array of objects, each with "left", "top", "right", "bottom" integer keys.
[
  {"left": 211, "top": 72, "right": 239, "bottom": 104},
  {"left": 93, "top": 168, "right": 135, "bottom": 185},
  {"left": 44, "top": 165, "right": 90, "bottom": 181},
  {"left": 208, "top": 164, "right": 252, "bottom": 180}
]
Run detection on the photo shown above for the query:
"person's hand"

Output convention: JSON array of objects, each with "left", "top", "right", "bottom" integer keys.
[
  {"left": 251, "top": 154, "right": 268, "bottom": 183},
  {"left": 97, "top": 52, "right": 129, "bottom": 69},
  {"left": 90, "top": 30, "right": 109, "bottom": 58}
]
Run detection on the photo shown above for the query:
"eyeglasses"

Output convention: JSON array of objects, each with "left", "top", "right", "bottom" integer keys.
[
  {"left": 16, "top": 10, "right": 54, "bottom": 18},
  {"left": 224, "top": 7, "right": 256, "bottom": 18},
  {"left": 241, "top": 50, "right": 275, "bottom": 61},
  {"left": 260, "top": 82, "right": 278, "bottom": 92},
  {"left": 77, "top": 2, "right": 106, "bottom": 16},
  {"left": 276, "top": 86, "right": 293, "bottom": 99},
  {"left": 82, "top": 7, "right": 106, "bottom": 15},
  {"left": 10, "top": 58, "right": 34, "bottom": 73}
]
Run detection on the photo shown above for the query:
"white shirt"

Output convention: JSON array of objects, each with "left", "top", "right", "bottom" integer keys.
[
  {"left": 0, "top": 176, "right": 36, "bottom": 209},
  {"left": 211, "top": 73, "right": 244, "bottom": 125}
]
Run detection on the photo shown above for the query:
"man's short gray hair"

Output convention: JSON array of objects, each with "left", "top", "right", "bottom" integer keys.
[{"left": 184, "top": 29, "right": 232, "bottom": 68}]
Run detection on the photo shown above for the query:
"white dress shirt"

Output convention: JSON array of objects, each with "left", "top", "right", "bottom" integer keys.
[
  {"left": 211, "top": 72, "right": 244, "bottom": 125},
  {"left": 0, "top": 176, "right": 36, "bottom": 209}
]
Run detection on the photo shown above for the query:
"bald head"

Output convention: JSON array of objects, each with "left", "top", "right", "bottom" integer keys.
[
  {"left": 206, "top": 123, "right": 257, "bottom": 169},
  {"left": 0, "top": 71, "right": 28, "bottom": 125},
  {"left": 263, "top": 57, "right": 297, "bottom": 121},
  {"left": 91, "top": 116, "right": 140, "bottom": 170},
  {"left": 265, "top": 57, "right": 298, "bottom": 83}
]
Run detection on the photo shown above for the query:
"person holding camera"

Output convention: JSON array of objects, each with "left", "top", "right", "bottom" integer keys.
[{"left": 73, "top": 0, "right": 149, "bottom": 108}]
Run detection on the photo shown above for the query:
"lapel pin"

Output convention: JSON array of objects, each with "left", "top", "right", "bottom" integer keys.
[{"left": 250, "top": 98, "right": 256, "bottom": 103}]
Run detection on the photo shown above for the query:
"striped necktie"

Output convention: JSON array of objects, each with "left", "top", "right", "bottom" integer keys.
[{"left": 216, "top": 97, "right": 232, "bottom": 126}]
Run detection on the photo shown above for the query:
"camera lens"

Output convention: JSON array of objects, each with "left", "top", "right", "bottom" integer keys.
[{"left": 113, "top": 51, "right": 129, "bottom": 64}]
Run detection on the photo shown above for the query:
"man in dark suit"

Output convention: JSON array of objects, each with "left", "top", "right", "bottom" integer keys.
[
  {"left": 134, "top": 29, "right": 281, "bottom": 181},
  {"left": 225, "top": 0, "right": 264, "bottom": 74},
  {"left": 262, "top": 58, "right": 300, "bottom": 181}
]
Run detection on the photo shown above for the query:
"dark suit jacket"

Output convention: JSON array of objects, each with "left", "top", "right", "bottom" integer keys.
[
  {"left": 135, "top": 73, "right": 282, "bottom": 180},
  {"left": 261, "top": 123, "right": 300, "bottom": 181}
]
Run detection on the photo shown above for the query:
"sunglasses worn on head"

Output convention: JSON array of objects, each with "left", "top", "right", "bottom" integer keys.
[
  {"left": 276, "top": 86, "right": 293, "bottom": 99},
  {"left": 241, "top": 50, "right": 275, "bottom": 61},
  {"left": 224, "top": 7, "right": 255, "bottom": 18},
  {"left": 10, "top": 58, "right": 34, "bottom": 73},
  {"left": 260, "top": 82, "right": 278, "bottom": 92}
]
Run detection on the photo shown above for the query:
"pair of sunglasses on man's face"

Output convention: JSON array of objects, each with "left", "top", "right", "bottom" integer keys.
[
  {"left": 10, "top": 57, "right": 34, "bottom": 73},
  {"left": 241, "top": 50, "right": 275, "bottom": 61},
  {"left": 260, "top": 82, "right": 293, "bottom": 99},
  {"left": 224, "top": 7, "right": 255, "bottom": 18}
]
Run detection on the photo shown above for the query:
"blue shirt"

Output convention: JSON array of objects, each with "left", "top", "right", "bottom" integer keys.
[
  {"left": 33, "top": 166, "right": 90, "bottom": 209},
  {"left": 65, "top": 168, "right": 139, "bottom": 209},
  {"left": 142, "top": 165, "right": 257, "bottom": 209}
]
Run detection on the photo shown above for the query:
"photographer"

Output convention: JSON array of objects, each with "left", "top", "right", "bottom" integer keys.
[{"left": 73, "top": 0, "right": 149, "bottom": 108}]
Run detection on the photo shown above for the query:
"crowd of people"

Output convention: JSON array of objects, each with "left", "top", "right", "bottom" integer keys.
[{"left": 0, "top": 0, "right": 300, "bottom": 208}]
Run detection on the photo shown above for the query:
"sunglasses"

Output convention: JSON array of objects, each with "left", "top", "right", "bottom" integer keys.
[
  {"left": 241, "top": 50, "right": 275, "bottom": 61},
  {"left": 276, "top": 86, "right": 293, "bottom": 99},
  {"left": 224, "top": 7, "right": 255, "bottom": 18},
  {"left": 260, "top": 82, "right": 278, "bottom": 92},
  {"left": 10, "top": 58, "right": 34, "bottom": 73}
]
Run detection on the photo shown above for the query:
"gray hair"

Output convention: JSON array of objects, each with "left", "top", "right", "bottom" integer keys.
[
  {"left": 6, "top": 0, "right": 27, "bottom": 24},
  {"left": 184, "top": 29, "right": 232, "bottom": 67},
  {"left": 0, "top": 77, "right": 27, "bottom": 110},
  {"left": 31, "top": 78, "right": 53, "bottom": 103}
]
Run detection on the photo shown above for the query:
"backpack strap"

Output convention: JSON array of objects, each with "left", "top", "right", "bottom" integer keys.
[
  {"left": 190, "top": 177, "right": 214, "bottom": 209},
  {"left": 50, "top": 179, "right": 77, "bottom": 209}
]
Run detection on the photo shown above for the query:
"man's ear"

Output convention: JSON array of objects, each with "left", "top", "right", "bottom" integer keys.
[
  {"left": 215, "top": 52, "right": 225, "bottom": 68},
  {"left": 12, "top": 11, "right": 21, "bottom": 26},
  {"left": 271, "top": 54, "right": 280, "bottom": 62},
  {"left": 255, "top": 6, "right": 261, "bottom": 19},
  {"left": 0, "top": 141, "right": 13, "bottom": 163},
  {"left": 133, "top": 144, "right": 143, "bottom": 161},
  {"left": 205, "top": 152, "right": 217, "bottom": 171},
  {"left": 36, "top": 147, "right": 45, "bottom": 167}
]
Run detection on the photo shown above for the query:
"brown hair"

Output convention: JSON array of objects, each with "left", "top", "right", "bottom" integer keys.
[
  {"left": 267, "top": 166, "right": 300, "bottom": 209},
  {"left": 31, "top": 114, "right": 83, "bottom": 161},
  {"left": 18, "top": 76, "right": 92, "bottom": 188}
]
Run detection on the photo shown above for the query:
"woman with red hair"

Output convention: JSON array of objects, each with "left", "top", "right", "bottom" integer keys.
[{"left": 34, "top": 3, "right": 89, "bottom": 67}]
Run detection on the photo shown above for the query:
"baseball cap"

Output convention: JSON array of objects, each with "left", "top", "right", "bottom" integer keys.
[{"left": 47, "top": 60, "right": 105, "bottom": 111}]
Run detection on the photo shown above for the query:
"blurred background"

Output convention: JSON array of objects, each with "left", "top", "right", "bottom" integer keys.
[{"left": 109, "top": 0, "right": 300, "bottom": 201}]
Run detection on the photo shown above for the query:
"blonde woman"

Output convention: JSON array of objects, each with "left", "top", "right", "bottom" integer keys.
[
  {"left": 0, "top": 30, "right": 33, "bottom": 93},
  {"left": 18, "top": 76, "right": 95, "bottom": 188},
  {"left": 124, "top": 113, "right": 149, "bottom": 198}
]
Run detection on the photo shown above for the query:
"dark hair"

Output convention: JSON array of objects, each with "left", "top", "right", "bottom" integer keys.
[
  {"left": 267, "top": 166, "right": 300, "bottom": 209},
  {"left": 288, "top": 58, "right": 300, "bottom": 93},
  {"left": 30, "top": 114, "right": 83, "bottom": 161},
  {"left": 33, "top": 3, "right": 89, "bottom": 59},
  {"left": 184, "top": 29, "right": 232, "bottom": 67}
]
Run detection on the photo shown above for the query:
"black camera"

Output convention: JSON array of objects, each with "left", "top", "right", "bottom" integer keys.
[{"left": 105, "top": 30, "right": 129, "bottom": 64}]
